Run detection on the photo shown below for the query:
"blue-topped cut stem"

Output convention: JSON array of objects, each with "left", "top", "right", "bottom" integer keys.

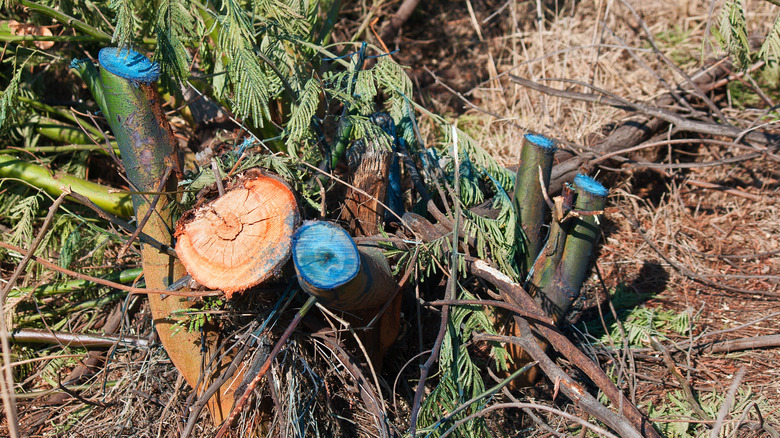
[
  {"left": 538, "top": 174, "right": 607, "bottom": 322},
  {"left": 292, "top": 221, "right": 397, "bottom": 312},
  {"left": 97, "top": 47, "right": 178, "bottom": 210},
  {"left": 513, "top": 133, "right": 557, "bottom": 275},
  {"left": 79, "top": 47, "right": 236, "bottom": 424}
]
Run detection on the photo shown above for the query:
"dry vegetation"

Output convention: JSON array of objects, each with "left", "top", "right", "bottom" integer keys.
[{"left": 2, "top": 0, "right": 779, "bottom": 436}]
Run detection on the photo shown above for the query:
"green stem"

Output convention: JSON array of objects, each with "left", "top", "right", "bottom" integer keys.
[
  {"left": 0, "top": 154, "right": 133, "bottom": 217},
  {"left": 92, "top": 47, "right": 236, "bottom": 423},
  {"left": 527, "top": 185, "right": 575, "bottom": 297},
  {"left": 17, "top": 0, "right": 112, "bottom": 42},
  {"left": 18, "top": 291, "right": 126, "bottom": 324},
  {"left": 0, "top": 35, "right": 101, "bottom": 43},
  {"left": 540, "top": 174, "right": 607, "bottom": 322},
  {"left": 69, "top": 60, "right": 110, "bottom": 123},
  {"left": 0, "top": 144, "right": 120, "bottom": 156},
  {"left": 7, "top": 267, "right": 142, "bottom": 299},
  {"left": 513, "top": 134, "right": 557, "bottom": 276}
]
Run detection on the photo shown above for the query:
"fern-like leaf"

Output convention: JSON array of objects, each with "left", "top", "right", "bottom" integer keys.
[
  {"left": 715, "top": 0, "right": 751, "bottom": 68},
  {"left": 759, "top": 15, "right": 780, "bottom": 64},
  {"left": 155, "top": 0, "right": 194, "bottom": 86}
]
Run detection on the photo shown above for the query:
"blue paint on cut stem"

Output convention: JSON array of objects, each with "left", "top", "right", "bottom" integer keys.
[
  {"left": 524, "top": 133, "right": 557, "bottom": 150},
  {"left": 573, "top": 174, "right": 608, "bottom": 197},
  {"left": 292, "top": 221, "right": 360, "bottom": 290},
  {"left": 98, "top": 47, "right": 160, "bottom": 83}
]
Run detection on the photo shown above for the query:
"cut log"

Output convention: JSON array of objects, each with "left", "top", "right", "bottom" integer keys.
[
  {"left": 175, "top": 169, "right": 299, "bottom": 298},
  {"left": 292, "top": 220, "right": 400, "bottom": 368},
  {"left": 292, "top": 221, "right": 397, "bottom": 312}
]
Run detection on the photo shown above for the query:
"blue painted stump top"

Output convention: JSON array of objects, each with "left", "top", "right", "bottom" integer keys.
[
  {"left": 574, "top": 174, "right": 608, "bottom": 197},
  {"left": 99, "top": 47, "right": 160, "bottom": 83},
  {"left": 292, "top": 221, "right": 360, "bottom": 290},
  {"left": 524, "top": 133, "right": 557, "bottom": 150}
]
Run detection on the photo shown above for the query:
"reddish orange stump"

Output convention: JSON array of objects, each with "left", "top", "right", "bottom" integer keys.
[{"left": 175, "top": 169, "right": 299, "bottom": 298}]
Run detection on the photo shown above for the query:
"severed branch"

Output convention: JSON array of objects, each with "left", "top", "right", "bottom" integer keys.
[
  {"left": 474, "top": 330, "right": 642, "bottom": 438},
  {"left": 507, "top": 59, "right": 778, "bottom": 192},
  {"left": 468, "top": 259, "right": 663, "bottom": 438}
]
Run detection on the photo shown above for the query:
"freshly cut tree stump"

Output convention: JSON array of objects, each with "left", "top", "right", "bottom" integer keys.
[{"left": 175, "top": 169, "right": 299, "bottom": 297}]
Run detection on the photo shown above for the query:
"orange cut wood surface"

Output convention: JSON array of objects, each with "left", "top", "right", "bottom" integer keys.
[{"left": 175, "top": 171, "right": 299, "bottom": 297}]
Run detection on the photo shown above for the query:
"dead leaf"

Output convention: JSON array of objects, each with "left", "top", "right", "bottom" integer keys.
[{"left": 5, "top": 20, "right": 55, "bottom": 50}]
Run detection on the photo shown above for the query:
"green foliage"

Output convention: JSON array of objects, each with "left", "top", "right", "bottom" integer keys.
[
  {"left": 759, "top": 15, "right": 780, "bottom": 63},
  {"left": 714, "top": 0, "right": 780, "bottom": 68},
  {"left": 170, "top": 298, "right": 224, "bottom": 334},
  {"left": 154, "top": 0, "right": 194, "bottom": 85},
  {"left": 715, "top": 0, "right": 751, "bottom": 68},
  {"left": 0, "top": 57, "right": 25, "bottom": 130},
  {"left": 590, "top": 302, "right": 693, "bottom": 348},
  {"left": 418, "top": 285, "right": 510, "bottom": 437},
  {"left": 109, "top": 0, "right": 137, "bottom": 49},
  {"left": 5, "top": 191, "right": 41, "bottom": 247},
  {"left": 647, "top": 386, "right": 771, "bottom": 437}
]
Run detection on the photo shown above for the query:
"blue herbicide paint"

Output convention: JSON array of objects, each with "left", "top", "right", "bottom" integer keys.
[
  {"left": 98, "top": 47, "right": 160, "bottom": 83},
  {"left": 292, "top": 221, "right": 361, "bottom": 290},
  {"left": 524, "top": 133, "right": 557, "bottom": 150},
  {"left": 573, "top": 174, "right": 608, "bottom": 197}
]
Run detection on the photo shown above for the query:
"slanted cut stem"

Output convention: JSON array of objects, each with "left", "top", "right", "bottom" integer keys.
[
  {"left": 87, "top": 47, "right": 233, "bottom": 423},
  {"left": 513, "top": 134, "right": 557, "bottom": 275}
]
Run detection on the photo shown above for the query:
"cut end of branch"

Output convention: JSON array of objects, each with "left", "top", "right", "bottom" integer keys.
[
  {"left": 174, "top": 169, "right": 299, "bottom": 298},
  {"left": 292, "top": 221, "right": 360, "bottom": 291},
  {"left": 98, "top": 47, "right": 160, "bottom": 83}
]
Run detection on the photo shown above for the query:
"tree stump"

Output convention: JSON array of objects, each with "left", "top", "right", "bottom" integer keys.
[
  {"left": 341, "top": 138, "right": 392, "bottom": 237},
  {"left": 175, "top": 169, "right": 299, "bottom": 298}
]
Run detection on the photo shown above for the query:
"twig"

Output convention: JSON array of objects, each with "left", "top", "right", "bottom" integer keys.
[
  {"left": 180, "top": 325, "right": 257, "bottom": 438},
  {"left": 379, "top": 0, "right": 423, "bottom": 44},
  {"left": 508, "top": 75, "right": 780, "bottom": 146},
  {"left": 215, "top": 296, "right": 317, "bottom": 438},
  {"left": 437, "top": 401, "right": 620, "bottom": 438},
  {"left": 67, "top": 191, "right": 177, "bottom": 258},
  {"left": 424, "top": 361, "right": 538, "bottom": 433},
  {"left": 710, "top": 366, "right": 747, "bottom": 438},
  {"left": 116, "top": 166, "right": 173, "bottom": 259},
  {"left": 474, "top": 331, "right": 641, "bottom": 438},
  {"left": 684, "top": 178, "right": 762, "bottom": 202},
  {"left": 312, "top": 333, "right": 393, "bottom": 438},
  {"left": 649, "top": 337, "right": 710, "bottom": 423},
  {"left": 409, "top": 278, "right": 452, "bottom": 437},
  {"left": 468, "top": 258, "right": 662, "bottom": 438},
  {"left": 316, "top": 302, "right": 387, "bottom": 428},
  {"left": 10, "top": 328, "right": 149, "bottom": 349}
]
